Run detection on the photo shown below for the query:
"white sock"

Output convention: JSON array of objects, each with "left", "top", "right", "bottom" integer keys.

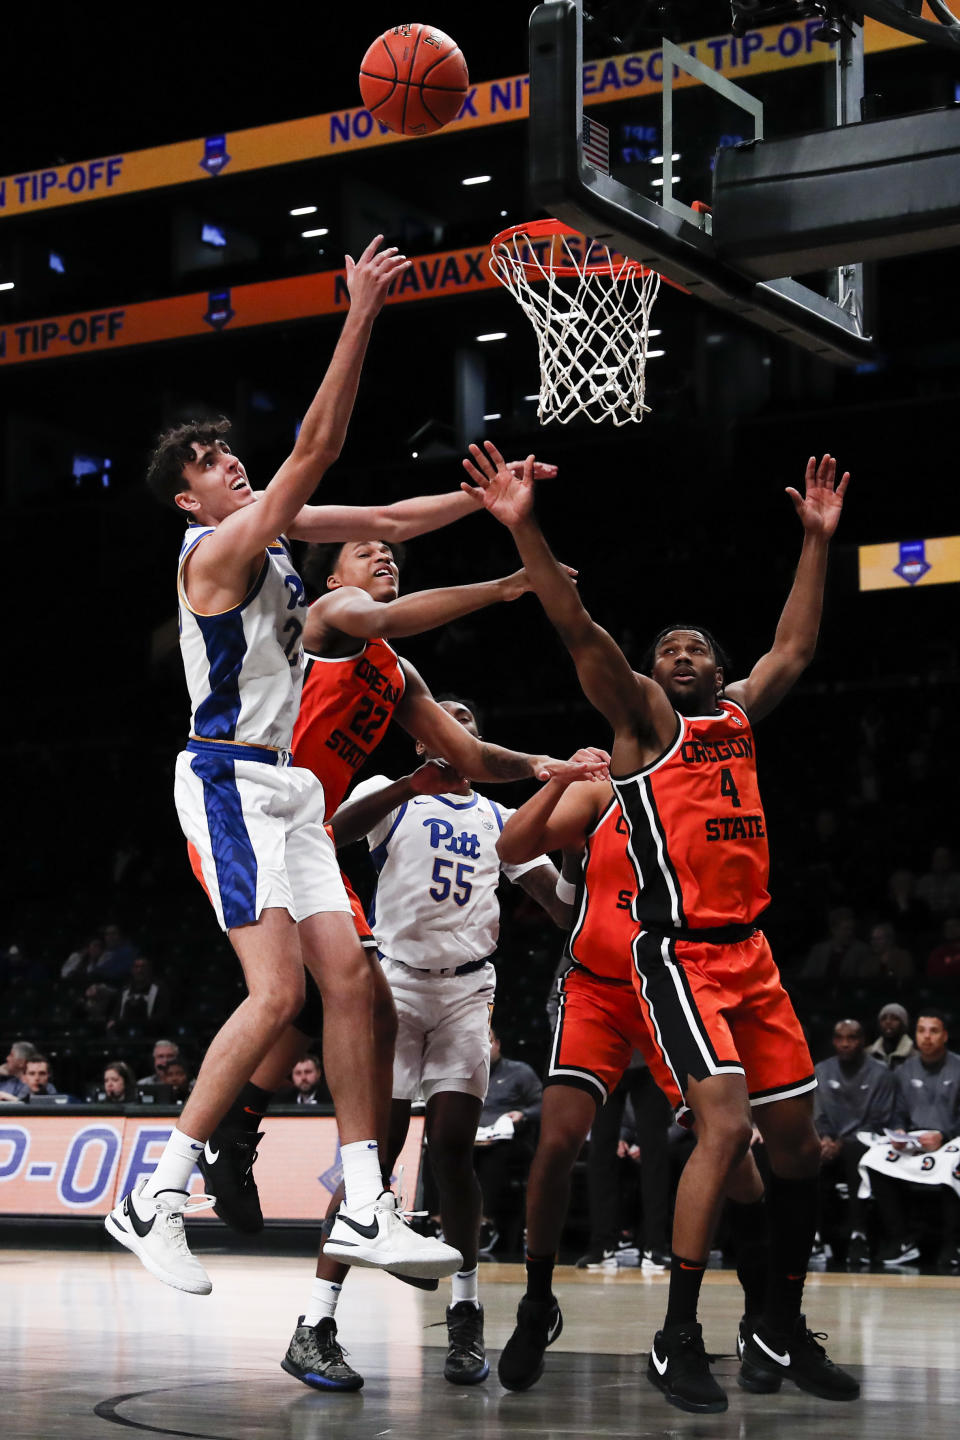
[
  {"left": 142, "top": 1128, "right": 204, "bottom": 1200},
  {"left": 451, "top": 1266, "right": 479, "bottom": 1307},
  {"left": 304, "top": 1278, "right": 342, "bottom": 1327},
  {"left": 340, "top": 1140, "right": 383, "bottom": 1212}
]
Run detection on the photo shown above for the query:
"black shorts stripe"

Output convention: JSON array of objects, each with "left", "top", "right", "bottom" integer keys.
[
  {"left": 749, "top": 1073, "right": 817, "bottom": 1103},
  {"left": 612, "top": 776, "right": 685, "bottom": 932},
  {"left": 632, "top": 931, "right": 730, "bottom": 1094},
  {"left": 543, "top": 1070, "right": 606, "bottom": 1105}
]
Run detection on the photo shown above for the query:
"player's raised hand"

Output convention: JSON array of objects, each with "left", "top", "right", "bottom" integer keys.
[
  {"left": 409, "top": 759, "right": 463, "bottom": 795},
  {"left": 507, "top": 458, "right": 557, "bottom": 481},
  {"left": 499, "top": 562, "right": 577, "bottom": 602},
  {"left": 786, "top": 454, "right": 850, "bottom": 540},
  {"left": 461, "top": 442, "right": 537, "bottom": 527},
  {"left": 344, "top": 235, "right": 412, "bottom": 315},
  {"left": 536, "top": 747, "right": 611, "bottom": 784}
]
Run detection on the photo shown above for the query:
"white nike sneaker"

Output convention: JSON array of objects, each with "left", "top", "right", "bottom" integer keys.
[
  {"left": 104, "top": 1179, "right": 214, "bottom": 1294},
  {"left": 324, "top": 1191, "right": 463, "bottom": 1279}
]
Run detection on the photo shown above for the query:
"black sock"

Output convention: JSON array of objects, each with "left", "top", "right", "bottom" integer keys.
[
  {"left": 663, "top": 1255, "right": 707, "bottom": 1330},
  {"left": 728, "top": 1196, "right": 768, "bottom": 1321},
  {"left": 525, "top": 1251, "right": 556, "bottom": 1302},
  {"left": 221, "top": 1081, "right": 273, "bottom": 1134},
  {"left": 763, "top": 1172, "right": 818, "bottom": 1331}
]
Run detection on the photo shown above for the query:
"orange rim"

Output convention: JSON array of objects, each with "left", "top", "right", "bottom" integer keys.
[{"left": 489, "top": 218, "right": 655, "bottom": 280}]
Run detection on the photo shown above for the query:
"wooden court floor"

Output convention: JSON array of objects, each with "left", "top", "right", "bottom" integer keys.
[{"left": 4, "top": 1243, "right": 959, "bottom": 1439}]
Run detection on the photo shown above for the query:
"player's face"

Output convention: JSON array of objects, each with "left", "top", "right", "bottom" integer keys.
[
  {"left": 916, "top": 1016, "right": 948, "bottom": 1059},
  {"left": 833, "top": 1023, "right": 863, "bottom": 1061},
  {"left": 650, "top": 631, "right": 722, "bottom": 714},
  {"left": 440, "top": 700, "right": 479, "bottom": 738},
  {"left": 331, "top": 541, "right": 400, "bottom": 601},
  {"left": 176, "top": 440, "right": 254, "bottom": 521}
]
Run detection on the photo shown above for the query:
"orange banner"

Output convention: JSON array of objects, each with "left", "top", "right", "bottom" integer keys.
[
  {"left": 0, "top": 1112, "right": 424, "bottom": 1221},
  {"left": 0, "top": 245, "right": 499, "bottom": 367}
]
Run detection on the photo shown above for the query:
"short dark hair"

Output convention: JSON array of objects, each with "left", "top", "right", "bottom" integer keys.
[
  {"left": 642, "top": 624, "right": 731, "bottom": 676},
  {"left": 104, "top": 1060, "right": 137, "bottom": 1098},
  {"left": 26, "top": 1054, "right": 49, "bottom": 1068},
  {"left": 917, "top": 1009, "right": 949, "bottom": 1029},
  {"left": 301, "top": 539, "right": 406, "bottom": 599},
  {"left": 145, "top": 417, "right": 232, "bottom": 508},
  {"left": 436, "top": 693, "right": 484, "bottom": 734}
]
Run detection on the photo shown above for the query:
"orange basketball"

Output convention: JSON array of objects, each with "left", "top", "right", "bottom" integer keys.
[{"left": 359, "top": 23, "right": 469, "bottom": 136}]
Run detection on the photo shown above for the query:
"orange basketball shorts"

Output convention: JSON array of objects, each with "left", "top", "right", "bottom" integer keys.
[
  {"left": 323, "top": 824, "right": 376, "bottom": 949},
  {"left": 629, "top": 928, "right": 815, "bottom": 1111},
  {"left": 546, "top": 964, "right": 682, "bottom": 1110}
]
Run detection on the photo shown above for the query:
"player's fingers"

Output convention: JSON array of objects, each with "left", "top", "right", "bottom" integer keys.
[
  {"left": 462, "top": 456, "right": 489, "bottom": 487},
  {"left": 359, "top": 233, "right": 385, "bottom": 263},
  {"left": 460, "top": 479, "right": 484, "bottom": 502},
  {"left": 468, "top": 442, "right": 497, "bottom": 478},
  {"left": 532, "top": 462, "right": 558, "bottom": 479},
  {"left": 784, "top": 486, "right": 803, "bottom": 513},
  {"left": 558, "top": 563, "right": 579, "bottom": 578},
  {"left": 836, "top": 471, "right": 851, "bottom": 497},
  {"left": 804, "top": 455, "right": 817, "bottom": 487},
  {"left": 344, "top": 255, "right": 355, "bottom": 274},
  {"left": 818, "top": 454, "right": 835, "bottom": 488},
  {"left": 483, "top": 440, "right": 507, "bottom": 470}
]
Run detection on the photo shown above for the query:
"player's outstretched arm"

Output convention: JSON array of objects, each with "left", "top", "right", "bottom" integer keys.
[
  {"left": 515, "top": 862, "right": 568, "bottom": 930},
  {"left": 303, "top": 562, "right": 573, "bottom": 647},
  {"left": 462, "top": 442, "right": 673, "bottom": 747},
  {"left": 329, "top": 761, "right": 459, "bottom": 848},
  {"left": 288, "top": 458, "right": 559, "bottom": 543},
  {"left": 496, "top": 776, "right": 601, "bottom": 864},
  {"left": 396, "top": 660, "right": 610, "bottom": 785},
  {"left": 725, "top": 454, "right": 850, "bottom": 723}
]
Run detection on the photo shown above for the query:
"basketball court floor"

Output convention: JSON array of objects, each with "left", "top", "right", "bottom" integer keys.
[{"left": 5, "top": 1243, "right": 958, "bottom": 1439}]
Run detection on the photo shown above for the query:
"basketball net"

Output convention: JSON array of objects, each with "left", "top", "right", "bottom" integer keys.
[{"left": 489, "top": 220, "right": 661, "bottom": 426}]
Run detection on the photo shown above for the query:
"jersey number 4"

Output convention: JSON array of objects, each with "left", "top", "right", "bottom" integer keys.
[
  {"left": 430, "top": 859, "right": 474, "bottom": 906},
  {"left": 720, "top": 767, "right": 742, "bottom": 808}
]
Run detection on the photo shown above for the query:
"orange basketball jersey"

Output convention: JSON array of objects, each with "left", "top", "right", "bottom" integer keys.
[
  {"left": 292, "top": 637, "right": 405, "bottom": 818},
  {"left": 611, "top": 699, "right": 770, "bottom": 930},
  {"left": 566, "top": 794, "right": 638, "bottom": 982}
]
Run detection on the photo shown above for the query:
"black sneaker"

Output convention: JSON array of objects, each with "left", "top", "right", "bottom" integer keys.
[
  {"left": 647, "top": 1323, "right": 727, "bottom": 1413},
  {"left": 497, "top": 1295, "right": 563, "bottom": 1391},
  {"left": 739, "top": 1315, "right": 860, "bottom": 1401},
  {"left": 444, "top": 1301, "right": 489, "bottom": 1385},
  {"left": 846, "top": 1233, "right": 871, "bottom": 1269},
  {"left": 935, "top": 1239, "right": 960, "bottom": 1271},
  {"left": 735, "top": 1316, "right": 776, "bottom": 1391},
  {"left": 575, "top": 1246, "right": 617, "bottom": 1270},
  {"left": 197, "top": 1128, "right": 263, "bottom": 1234},
  {"left": 281, "top": 1316, "right": 364, "bottom": 1391},
  {"left": 878, "top": 1237, "right": 921, "bottom": 1266}
]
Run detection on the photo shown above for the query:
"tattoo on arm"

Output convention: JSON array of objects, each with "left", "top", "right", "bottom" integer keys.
[{"left": 478, "top": 744, "right": 534, "bottom": 781}]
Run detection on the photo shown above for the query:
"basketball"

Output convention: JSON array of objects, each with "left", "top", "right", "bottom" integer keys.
[{"left": 359, "top": 23, "right": 469, "bottom": 136}]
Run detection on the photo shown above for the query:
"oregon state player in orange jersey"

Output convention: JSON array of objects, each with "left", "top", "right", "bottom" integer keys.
[
  {"left": 463, "top": 441, "right": 859, "bottom": 1413},
  {"left": 491, "top": 774, "right": 768, "bottom": 1394}
]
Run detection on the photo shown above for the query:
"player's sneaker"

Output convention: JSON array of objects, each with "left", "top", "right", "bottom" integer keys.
[
  {"left": 281, "top": 1316, "right": 363, "bottom": 1391},
  {"left": 936, "top": 1239, "right": 960, "bottom": 1271},
  {"left": 846, "top": 1233, "right": 871, "bottom": 1269},
  {"left": 641, "top": 1249, "right": 670, "bottom": 1272},
  {"left": 647, "top": 1322, "right": 727, "bottom": 1414},
  {"left": 497, "top": 1295, "right": 563, "bottom": 1391},
  {"left": 197, "top": 1128, "right": 263, "bottom": 1234},
  {"left": 739, "top": 1315, "right": 860, "bottom": 1400},
  {"left": 324, "top": 1190, "right": 462, "bottom": 1279},
  {"left": 878, "top": 1237, "right": 921, "bottom": 1266},
  {"left": 104, "top": 1180, "right": 213, "bottom": 1295},
  {"left": 575, "top": 1246, "right": 617, "bottom": 1271},
  {"left": 444, "top": 1301, "right": 489, "bottom": 1385}
]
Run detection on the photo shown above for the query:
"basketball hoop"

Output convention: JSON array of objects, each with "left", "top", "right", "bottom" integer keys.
[{"left": 488, "top": 218, "right": 662, "bottom": 426}]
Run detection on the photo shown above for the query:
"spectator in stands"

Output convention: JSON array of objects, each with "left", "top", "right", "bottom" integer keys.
[
  {"left": 800, "top": 905, "right": 871, "bottom": 982},
  {"left": 290, "top": 1054, "right": 326, "bottom": 1105},
  {"left": 79, "top": 982, "right": 118, "bottom": 1029},
  {"left": 916, "top": 846, "right": 960, "bottom": 918},
  {"left": 61, "top": 936, "right": 105, "bottom": 986},
  {"left": 108, "top": 956, "right": 170, "bottom": 1032},
  {"left": 882, "top": 868, "right": 932, "bottom": 943},
  {"left": 866, "top": 1003, "right": 916, "bottom": 1069},
  {"left": 92, "top": 922, "right": 138, "bottom": 983},
  {"left": 0, "top": 1040, "right": 38, "bottom": 1099},
  {"left": 137, "top": 1038, "right": 180, "bottom": 1087},
  {"left": 814, "top": 1019, "right": 896, "bottom": 1266},
  {"left": 870, "top": 1011, "right": 960, "bottom": 1268},
  {"left": 859, "top": 922, "right": 915, "bottom": 984},
  {"left": 163, "top": 1059, "right": 194, "bottom": 1105},
  {"left": 473, "top": 1028, "right": 542, "bottom": 1254},
  {"left": 926, "top": 918, "right": 960, "bottom": 982},
  {"left": 100, "top": 1061, "right": 139, "bottom": 1103},
  {"left": 22, "top": 1056, "right": 58, "bottom": 1099}
]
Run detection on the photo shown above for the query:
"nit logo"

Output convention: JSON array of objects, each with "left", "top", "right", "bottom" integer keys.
[{"left": 893, "top": 540, "right": 931, "bottom": 586}]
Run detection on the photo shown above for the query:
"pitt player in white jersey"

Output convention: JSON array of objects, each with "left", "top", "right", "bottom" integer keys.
[
  {"left": 105, "top": 237, "right": 473, "bottom": 1307},
  {"left": 326, "top": 699, "right": 574, "bottom": 1387}
]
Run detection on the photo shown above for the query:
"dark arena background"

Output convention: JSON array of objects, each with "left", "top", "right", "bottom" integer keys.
[{"left": 2, "top": 4, "right": 959, "bottom": 1438}]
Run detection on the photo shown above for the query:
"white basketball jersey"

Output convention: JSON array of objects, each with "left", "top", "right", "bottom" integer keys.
[
  {"left": 353, "top": 777, "right": 551, "bottom": 969},
  {"left": 177, "top": 526, "right": 308, "bottom": 749}
]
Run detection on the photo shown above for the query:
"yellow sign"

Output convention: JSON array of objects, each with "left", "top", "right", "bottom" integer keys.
[
  {"left": 0, "top": 245, "right": 500, "bottom": 367},
  {"left": 0, "top": 20, "right": 919, "bottom": 220},
  {"left": 859, "top": 537, "right": 960, "bottom": 591}
]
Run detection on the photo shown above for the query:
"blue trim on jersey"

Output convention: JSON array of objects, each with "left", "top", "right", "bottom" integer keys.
[
  {"left": 189, "top": 751, "right": 258, "bottom": 928},
  {"left": 194, "top": 609, "right": 247, "bottom": 741},
  {"left": 369, "top": 801, "right": 408, "bottom": 875},
  {"left": 488, "top": 800, "right": 506, "bottom": 832},
  {"left": 434, "top": 793, "right": 480, "bottom": 812}
]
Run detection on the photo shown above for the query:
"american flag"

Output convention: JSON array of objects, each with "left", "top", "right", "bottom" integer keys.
[{"left": 582, "top": 115, "right": 610, "bottom": 175}]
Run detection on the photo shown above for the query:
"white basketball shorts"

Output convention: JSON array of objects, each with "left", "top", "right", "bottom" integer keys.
[
  {"left": 380, "top": 956, "right": 496, "bottom": 1102},
  {"left": 175, "top": 748, "right": 351, "bottom": 932}
]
